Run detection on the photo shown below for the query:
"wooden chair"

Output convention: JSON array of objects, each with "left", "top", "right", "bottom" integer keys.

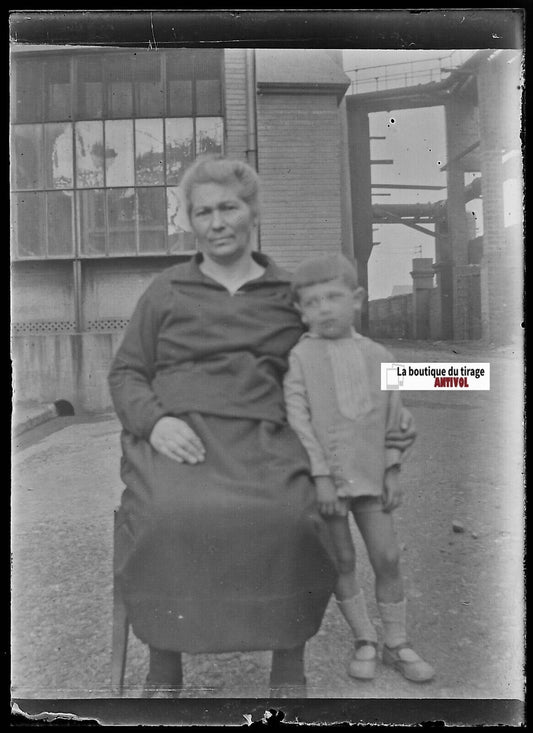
[{"left": 111, "top": 508, "right": 130, "bottom": 696}]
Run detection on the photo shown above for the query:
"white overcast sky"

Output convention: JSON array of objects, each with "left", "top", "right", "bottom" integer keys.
[{"left": 342, "top": 49, "right": 478, "bottom": 300}]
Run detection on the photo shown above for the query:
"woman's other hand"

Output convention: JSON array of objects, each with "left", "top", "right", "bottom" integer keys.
[{"left": 150, "top": 417, "right": 206, "bottom": 464}]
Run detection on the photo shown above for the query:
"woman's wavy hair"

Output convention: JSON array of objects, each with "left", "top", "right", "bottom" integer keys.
[{"left": 180, "top": 154, "right": 261, "bottom": 217}]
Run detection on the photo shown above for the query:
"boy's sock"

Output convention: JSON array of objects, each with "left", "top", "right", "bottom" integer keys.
[
  {"left": 337, "top": 590, "right": 378, "bottom": 643},
  {"left": 377, "top": 598, "right": 407, "bottom": 648}
]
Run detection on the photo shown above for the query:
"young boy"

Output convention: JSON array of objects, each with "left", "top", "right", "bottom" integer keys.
[{"left": 283, "top": 254, "right": 435, "bottom": 683}]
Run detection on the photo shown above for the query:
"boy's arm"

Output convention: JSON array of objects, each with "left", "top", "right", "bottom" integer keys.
[
  {"left": 283, "top": 351, "right": 331, "bottom": 478},
  {"left": 385, "top": 389, "right": 416, "bottom": 468}
]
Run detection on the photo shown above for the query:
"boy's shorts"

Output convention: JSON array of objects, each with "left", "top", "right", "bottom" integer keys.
[{"left": 335, "top": 495, "right": 386, "bottom": 517}]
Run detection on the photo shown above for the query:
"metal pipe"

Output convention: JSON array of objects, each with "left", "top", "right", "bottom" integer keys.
[{"left": 245, "top": 49, "right": 258, "bottom": 171}]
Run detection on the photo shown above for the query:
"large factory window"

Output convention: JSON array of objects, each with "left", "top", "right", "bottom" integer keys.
[{"left": 11, "top": 49, "right": 224, "bottom": 260}]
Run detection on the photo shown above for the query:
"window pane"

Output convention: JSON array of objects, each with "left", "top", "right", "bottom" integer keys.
[
  {"left": 138, "top": 187, "right": 166, "bottom": 253},
  {"left": 47, "top": 191, "right": 74, "bottom": 255},
  {"left": 78, "top": 189, "right": 106, "bottom": 255},
  {"left": 165, "top": 118, "right": 194, "bottom": 185},
  {"left": 12, "top": 124, "right": 43, "bottom": 190},
  {"left": 195, "top": 117, "right": 224, "bottom": 156},
  {"left": 75, "top": 121, "right": 104, "bottom": 188},
  {"left": 108, "top": 188, "right": 136, "bottom": 254},
  {"left": 44, "top": 123, "right": 73, "bottom": 189},
  {"left": 105, "top": 120, "right": 134, "bottom": 187},
  {"left": 167, "top": 50, "right": 193, "bottom": 116},
  {"left": 135, "top": 119, "right": 164, "bottom": 185},
  {"left": 12, "top": 192, "right": 46, "bottom": 257},
  {"left": 194, "top": 50, "right": 222, "bottom": 115},
  {"left": 194, "top": 49, "right": 222, "bottom": 78},
  {"left": 167, "top": 186, "right": 195, "bottom": 253},
  {"left": 106, "top": 54, "right": 134, "bottom": 118},
  {"left": 196, "top": 79, "right": 222, "bottom": 116},
  {"left": 134, "top": 53, "right": 164, "bottom": 117},
  {"left": 45, "top": 57, "right": 72, "bottom": 121},
  {"left": 77, "top": 56, "right": 103, "bottom": 118},
  {"left": 14, "top": 59, "right": 43, "bottom": 123}
]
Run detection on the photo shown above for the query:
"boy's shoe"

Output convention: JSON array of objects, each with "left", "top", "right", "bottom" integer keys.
[
  {"left": 348, "top": 640, "right": 378, "bottom": 680},
  {"left": 382, "top": 642, "right": 435, "bottom": 682}
]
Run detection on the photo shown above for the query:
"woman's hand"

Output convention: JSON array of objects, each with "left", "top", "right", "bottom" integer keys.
[
  {"left": 314, "top": 476, "right": 343, "bottom": 517},
  {"left": 149, "top": 417, "right": 206, "bottom": 464},
  {"left": 382, "top": 465, "right": 403, "bottom": 513}
]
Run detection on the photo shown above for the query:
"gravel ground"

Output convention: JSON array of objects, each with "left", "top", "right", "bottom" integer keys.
[{"left": 11, "top": 339, "right": 525, "bottom": 721}]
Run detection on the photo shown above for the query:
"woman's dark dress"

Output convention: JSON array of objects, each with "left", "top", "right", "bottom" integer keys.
[{"left": 108, "top": 253, "right": 337, "bottom": 653}]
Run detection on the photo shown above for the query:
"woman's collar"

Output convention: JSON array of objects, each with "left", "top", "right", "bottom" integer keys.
[{"left": 170, "top": 252, "right": 291, "bottom": 284}]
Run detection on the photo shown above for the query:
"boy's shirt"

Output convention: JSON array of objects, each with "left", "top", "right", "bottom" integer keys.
[{"left": 283, "top": 329, "right": 415, "bottom": 499}]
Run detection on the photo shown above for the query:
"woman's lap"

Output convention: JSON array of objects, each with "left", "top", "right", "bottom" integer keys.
[{"left": 115, "top": 415, "right": 337, "bottom": 652}]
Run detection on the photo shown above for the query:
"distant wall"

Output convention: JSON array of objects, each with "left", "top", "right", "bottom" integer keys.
[
  {"left": 369, "top": 288, "right": 443, "bottom": 340},
  {"left": 369, "top": 294, "right": 413, "bottom": 339}
]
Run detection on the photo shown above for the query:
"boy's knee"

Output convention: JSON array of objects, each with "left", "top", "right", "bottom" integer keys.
[
  {"left": 374, "top": 545, "right": 400, "bottom": 576},
  {"left": 336, "top": 547, "right": 356, "bottom": 575}
]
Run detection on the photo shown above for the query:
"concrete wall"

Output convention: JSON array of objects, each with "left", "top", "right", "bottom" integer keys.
[{"left": 12, "top": 331, "right": 123, "bottom": 412}]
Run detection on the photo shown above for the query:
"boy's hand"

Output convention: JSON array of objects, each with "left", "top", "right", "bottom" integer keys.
[
  {"left": 382, "top": 465, "right": 403, "bottom": 513},
  {"left": 314, "top": 476, "right": 342, "bottom": 516},
  {"left": 386, "top": 407, "right": 417, "bottom": 450}
]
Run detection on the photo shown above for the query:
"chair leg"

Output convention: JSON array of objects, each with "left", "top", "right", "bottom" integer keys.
[
  {"left": 112, "top": 508, "right": 129, "bottom": 696},
  {"left": 111, "top": 577, "right": 129, "bottom": 695}
]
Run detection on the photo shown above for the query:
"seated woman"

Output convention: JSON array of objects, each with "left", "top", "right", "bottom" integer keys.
[{"left": 108, "top": 154, "right": 339, "bottom": 698}]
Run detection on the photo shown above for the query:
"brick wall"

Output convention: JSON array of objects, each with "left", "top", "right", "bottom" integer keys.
[
  {"left": 453, "top": 265, "right": 482, "bottom": 340},
  {"left": 477, "top": 51, "right": 523, "bottom": 343},
  {"left": 223, "top": 49, "right": 248, "bottom": 160},
  {"left": 256, "top": 93, "right": 344, "bottom": 270},
  {"left": 429, "top": 287, "right": 442, "bottom": 340}
]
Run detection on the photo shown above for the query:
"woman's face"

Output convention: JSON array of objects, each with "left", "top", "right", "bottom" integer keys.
[{"left": 188, "top": 182, "right": 257, "bottom": 264}]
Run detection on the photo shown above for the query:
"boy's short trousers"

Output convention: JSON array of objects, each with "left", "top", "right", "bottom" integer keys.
[{"left": 335, "top": 495, "right": 385, "bottom": 517}]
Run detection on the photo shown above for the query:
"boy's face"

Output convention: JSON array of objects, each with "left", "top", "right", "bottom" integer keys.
[{"left": 296, "top": 278, "right": 365, "bottom": 339}]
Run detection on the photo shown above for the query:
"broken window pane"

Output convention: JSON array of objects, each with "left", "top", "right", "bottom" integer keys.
[
  {"left": 105, "top": 120, "right": 134, "bottom": 187},
  {"left": 44, "top": 123, "right": 73, "bottom": 189},
  {"left": 165, "top": 118, "right": 194, "bottom": 185},
  {"left": 135, "top": 118, "right": 164, "bottom": 185},
  {"left": 75, "top": 121, "right": 105, "bottom": 188}
]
